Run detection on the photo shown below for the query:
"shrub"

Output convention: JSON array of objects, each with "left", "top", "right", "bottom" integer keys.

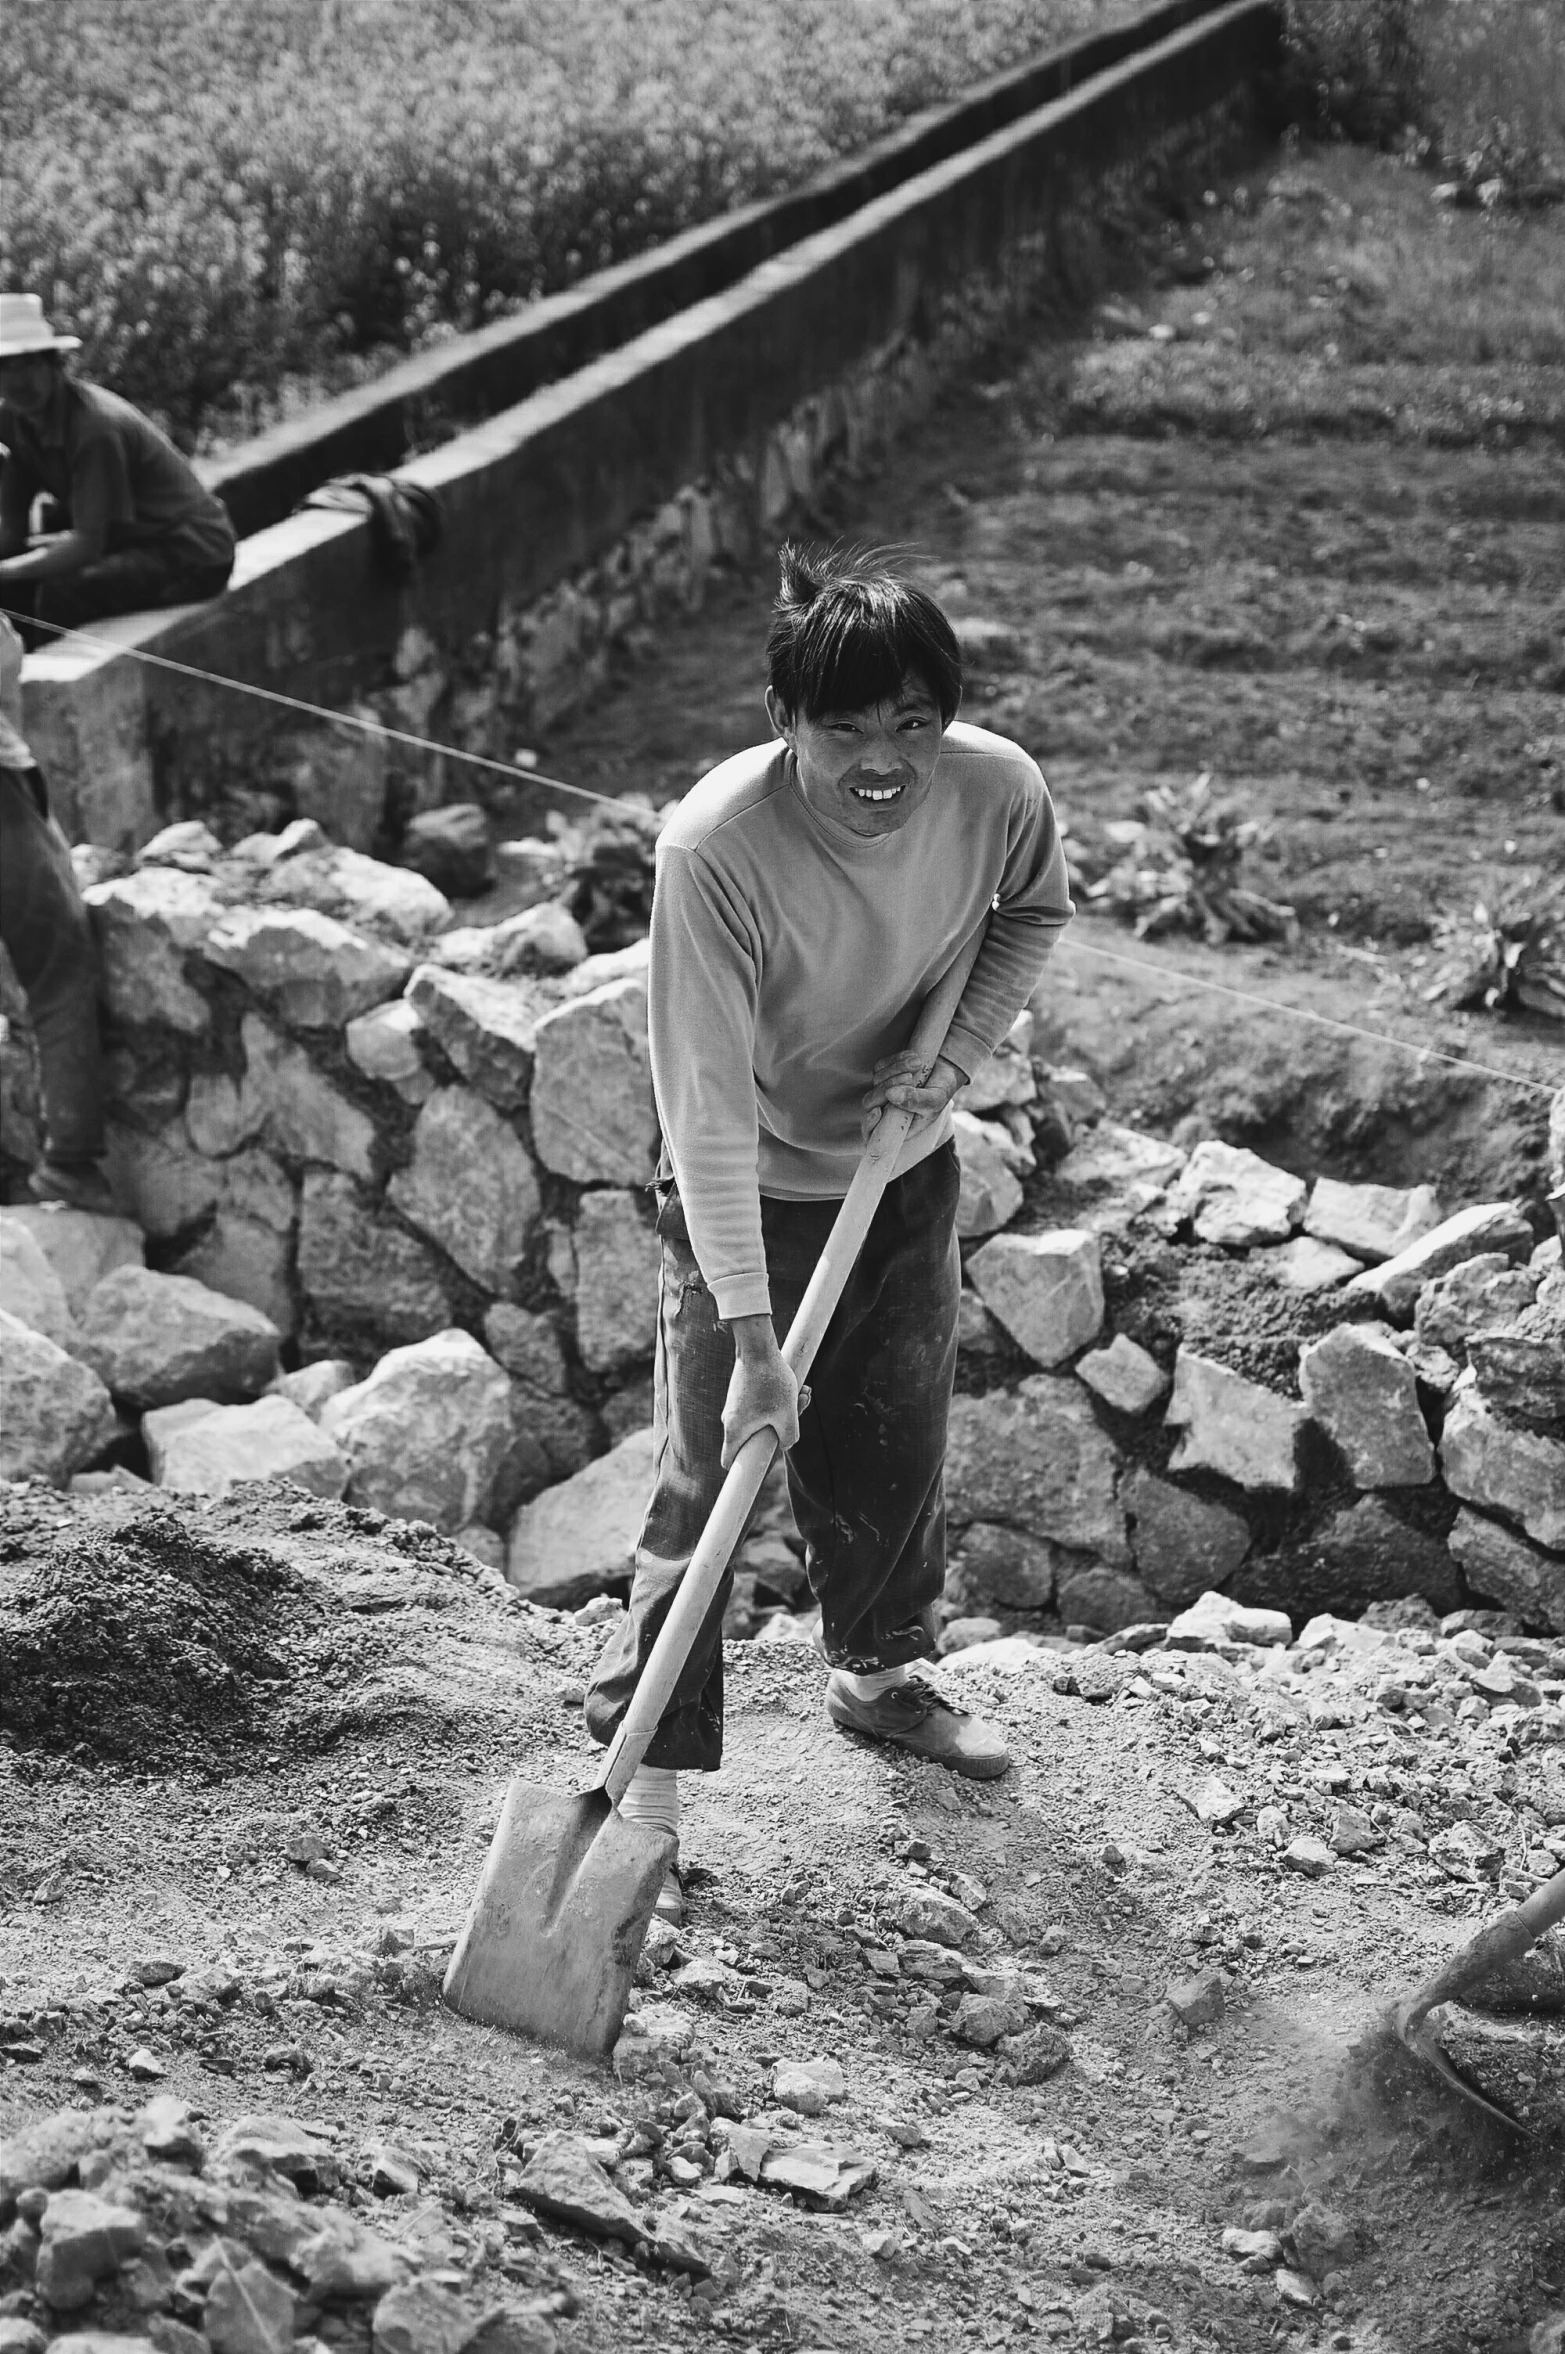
[
  {"left": 1282, "top": 0, "right": 1427, "bottom": 145},
  {"left": 1, "top": 0, "right": 1108, "bottom": 447},
  {"left": 1284, "top": 0, "right": 1565, "bottom": 173}
]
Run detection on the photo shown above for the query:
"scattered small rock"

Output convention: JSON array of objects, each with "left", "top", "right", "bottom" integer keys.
[
  {"left": 772, "top": 2057, "right": 845, "bottom": 2113},
  {"left": 1166, "top": 1968, "right": 1225, "bottom": 2029}
]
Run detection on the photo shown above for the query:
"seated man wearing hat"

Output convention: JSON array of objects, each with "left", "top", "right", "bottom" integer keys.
[{"left": 0, "top": 295, "right": 235, "bottom": 642}]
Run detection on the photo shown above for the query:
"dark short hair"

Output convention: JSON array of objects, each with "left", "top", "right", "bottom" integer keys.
[{"left": 766, "top": 544, "right": 962, "bottom": 724}]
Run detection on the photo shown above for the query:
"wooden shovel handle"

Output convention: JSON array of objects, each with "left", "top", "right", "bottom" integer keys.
[
  {"left": 1403, "top": 1867, "right": 1565, "bottom": 2030},
  {"left": 596, "top": 923, "right": 989, "bottom": 1807}
]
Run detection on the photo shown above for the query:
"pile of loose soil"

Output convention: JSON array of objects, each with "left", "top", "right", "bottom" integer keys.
[{"left": 0, "top": 1489, "right": 589, "bottom": 1771}]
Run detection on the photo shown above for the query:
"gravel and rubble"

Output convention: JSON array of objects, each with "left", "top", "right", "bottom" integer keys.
[{"left": 3, "top": 1482, "right": 1564, "bottom": 2354}]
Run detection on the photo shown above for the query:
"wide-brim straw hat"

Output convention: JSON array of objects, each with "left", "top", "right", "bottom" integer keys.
[{"left": 0, "top": 294, "right": 81, "bottom": 358}]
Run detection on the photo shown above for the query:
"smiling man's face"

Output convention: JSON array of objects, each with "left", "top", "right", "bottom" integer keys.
[{"left": 765, "top": 673, "right": 946, "bottom": 839}]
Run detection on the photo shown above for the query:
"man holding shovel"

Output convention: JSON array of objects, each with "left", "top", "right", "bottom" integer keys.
[{"left": 584, "top": 545, "right": 1073, "bottom": 1922}]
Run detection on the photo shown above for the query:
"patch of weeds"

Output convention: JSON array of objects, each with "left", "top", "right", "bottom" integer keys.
[{"left": 1282, "top": 0, "right": 1427, "bottom": 147}]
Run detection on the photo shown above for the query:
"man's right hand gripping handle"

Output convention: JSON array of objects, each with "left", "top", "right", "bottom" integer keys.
[{"left": 720, "top": 1312, "right": 802, "bottom": 1469}]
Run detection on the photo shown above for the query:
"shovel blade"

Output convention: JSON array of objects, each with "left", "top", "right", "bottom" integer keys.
[{"left": 442, "top": 1778, "right": 674, "bottom": 2058}]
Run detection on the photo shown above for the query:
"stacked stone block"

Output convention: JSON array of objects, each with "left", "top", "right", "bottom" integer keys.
[{"left": 1, "top": 818, "right": 1561, "bottom": 1648}]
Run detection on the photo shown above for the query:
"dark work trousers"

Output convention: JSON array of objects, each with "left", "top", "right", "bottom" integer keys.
[
  {"left": 583, "top": 1139, "right": 962, "bottom": 1773},
  {"left": 8, "top": 546, "right": 233, "bottom": 648},
  {"left": 0, "top": 762, "right": 104, "bottom": 1165}
]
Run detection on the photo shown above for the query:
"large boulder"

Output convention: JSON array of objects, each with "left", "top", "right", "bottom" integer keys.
[
  {"left": 1415, "top": 1254, "right": 1540, "bottom": 1356},
  {"left": 297, "top": 1172, "right": 451, "bottom": 1343},
  {"left": 0, "top": 1309, "right": 116, "bottom": 1482},
  {"left": 201, "top": 906, "right": 410, "bottom": 1027},
  {"left": 482, "top": 1303, "right": 572, "bottom": 1393},
  {"left": 138, "top": 817, "right": 223, "bottom": 871},
  {"left": 1346, "top": 1202, "right": 1534, "bottom": 1322},
  {"left": 1274, "top": 1495, "right": 1460, "bottom": 1619},
  {"left": 76, "top": 1267, "right": 281, "bottom": 1408},
  {"left": 0, "top": 1213, "right": 76, "bottom": 1346},
  {"left": 1166, "top": 1591, "right": 1291, "bottom": 1651},
  {"left": 509, "top": 1385, "right": 603, "bottom": 1484},
  {"left": 1054, "top": 1125, "right": 1186, "bottom": 1192},
  {"left": 967, "top": 1230, "right": 1102, "bottom": 1367},
  {"left": 253, "top": 841, "right": 449, "bottom": 947},
  {"left": 321, "top": 1329, "right": 514, "bottom": 1529},
  {"left": 344, "top": 1000, "right": 432, "bottom": 1102},
  {"left": 1074, "top": 1334, "right": 1168, "bottom": 1416},
  {"left": 1298, "top": 1323, "right": 1435, "bottom": 1488},
  {"left": 83, "top": 868, "right": 218, "bottom": 1032},
  {"left": 1304, "top": 1178, "right": 1442, "bottom": 1265},
  {"left": 573, "top": 1190, "right": 659, "bottom": 1373},
  {"left": 1121, "top": 1467, "right": 1250, "bottom": 1606},
  {"left": 1468, "top": 1272, "right": 1565, "bottom": 1433},
  {"left": 184, "top": 1068, "right": 260, "bottom": 1158},
  {"left": 405, "top": 966, "right": 548, "bottom": 1111},
  {"left": 1164, "top": 1349, "right": 1305, "bottom": 1493},
  {"left": 1440, "top": 1387, "right": 1565, "bottom": 1554},
  {"left": 236, "top": 1013, "right": 378, "bottom": 1180},
  {"left": 432, "top": 901, "right": 589, "bottom": 980},
  {"left": 1167, "top": 1141, "right": 1307, "bottom": 1248},
  {"left": 0, "top": 1204, "right": 144, "bottom": 1315},
  {"left": 951, "top": 1111, "right": 1026, "bottom": 1238},
  {"left": 1266, "top": 1235, "right": 1363, "bottom": 1293},
  {"left": 388, "top": 1087, "right": 541, "bottom": 1295},
  {"left": 507, "top": 1427, "right": 657, "bottom": 1606},
  {"left": 1056, "top": 1562, "right": 1162, "bottom": 1633},
  {"left": 1448, "top": 1506, "right": 1565, "bottom": 1635},
  {"left": 145, "top": 1394, "right": 348, "bottom": 1500},
  {"left": 172, "top": 1148, "right": 297, "bottom": 1334},
  {"left": 945, "top": 1376, "right": 1128, "bottom": 1565},
  {"left": 275, "top": 1360, "right": 356, "bottom": 1418},
  {"left": 104, "top": 1118, "right": 221, "bottom": 1239},
  {"left": 402, "top": 803, "right": 496, "bottom": 898},
  {"left": 953, "top": 1520, "right": 1060, "bottom": 1609},
  {"left": 529, "top": 978, "right": 659, "bottom": 1185}
]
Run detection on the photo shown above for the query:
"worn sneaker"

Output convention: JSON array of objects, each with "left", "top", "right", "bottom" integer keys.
[
  {"left": 28, "top": 1159, "right": 117, "bottom": 1216},
  {"left": 825, "top": 1671, "right": 1010, "bottom": 1779}
]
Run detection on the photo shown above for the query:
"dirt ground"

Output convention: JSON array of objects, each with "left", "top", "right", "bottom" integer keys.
[
  {"left": 6, "top": 127, "right": 1565, "bottom": 2354},
  {"left": 2, "top": 1485, "right": 1563, "bottom": 2354},
  {"left": 540, "top": 132, "right": 1562, "bottom": 1209}
]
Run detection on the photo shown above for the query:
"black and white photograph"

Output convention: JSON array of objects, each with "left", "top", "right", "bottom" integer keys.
[{"left": 2, "top": 3, "right": 1563, "bottom": 2349}]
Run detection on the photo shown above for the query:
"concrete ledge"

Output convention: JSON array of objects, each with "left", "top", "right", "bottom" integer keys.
[
  {"left": 23, "top": 0, "right": 1280, "bottom": 847},
  {"left": 200, "top": 0, "right": 1250, "bottom": 540}
]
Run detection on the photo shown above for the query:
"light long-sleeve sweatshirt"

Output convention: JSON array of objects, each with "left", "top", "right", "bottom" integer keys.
[{"left": 647, "top": 721, "right": 1074, "bottom": 1320}]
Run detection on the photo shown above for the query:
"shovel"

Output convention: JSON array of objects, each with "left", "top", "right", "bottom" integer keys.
[
  {"left": 443, "top": 924, "right": 988, "bottom": 2057},
  {"left": 1390, "top": 1867, "right": 1565, "bottom": 2130}
]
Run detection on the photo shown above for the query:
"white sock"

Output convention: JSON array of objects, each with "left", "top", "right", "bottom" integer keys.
[
  {"left": 620, "top": 1764, "right": 680, "bottom": 1848},
  {"left": 838, "top": 1663, "right": 912, "bottom": 1702}
]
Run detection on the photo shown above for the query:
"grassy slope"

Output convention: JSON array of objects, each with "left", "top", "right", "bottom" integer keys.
[{"left": 547, "top": 135, "right": 1563, "bottom": 1196}]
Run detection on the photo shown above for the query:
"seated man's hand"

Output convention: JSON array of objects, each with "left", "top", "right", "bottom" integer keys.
[
  {"left": 721, "top": 1315, "right": 801, "bottom": 1468},
  {"left": 861, "top": 1050, "right": 966, "bottom": 1143}
]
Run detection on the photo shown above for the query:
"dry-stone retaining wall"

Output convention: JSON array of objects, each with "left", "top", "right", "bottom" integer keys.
[{"left": 1, "top": 819, "right": 1562, "bottom": 1648}]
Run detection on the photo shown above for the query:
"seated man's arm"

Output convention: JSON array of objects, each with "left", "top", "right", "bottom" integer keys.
[
  {"left": 0, "top": 432, "right": 121, "bottom": 586},
  {"left": 0, "top": 527, "right": 103, "bottom": 586},
  {"left": 650, "top": 844, "right": 799, "bottom": 1467},
  {"left": 0, "top": 450, "right": 38, "bottom": 562}
]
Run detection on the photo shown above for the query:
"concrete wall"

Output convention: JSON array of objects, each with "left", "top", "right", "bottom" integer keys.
[{"left": 20, "top": 0, "right": 1281, "bottom": 851}]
